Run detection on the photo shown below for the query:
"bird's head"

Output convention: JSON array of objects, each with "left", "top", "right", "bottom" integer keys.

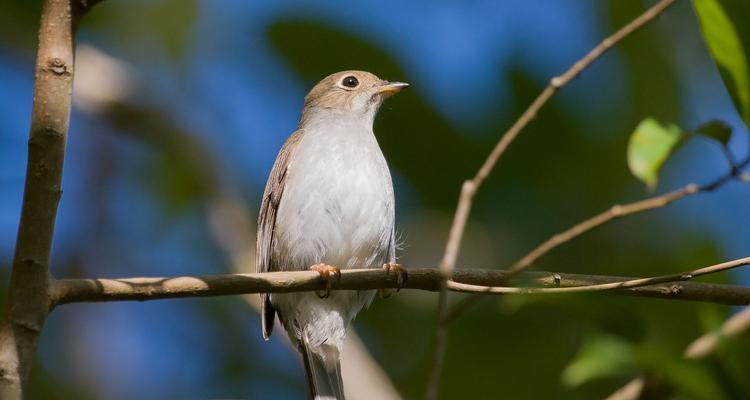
[{"left": 300, "top": 70, "right": 408, "bottom": 126}]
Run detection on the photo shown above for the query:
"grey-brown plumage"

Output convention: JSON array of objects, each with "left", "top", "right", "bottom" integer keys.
[{"left": 256, "top": 71, "right": 407, "bottom": 399}]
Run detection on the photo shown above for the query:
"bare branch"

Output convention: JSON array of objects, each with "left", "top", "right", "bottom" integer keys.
[
  {"left": 0, "top": 1, "right": 76, "bottom": 397},
  {"left": 446, "top": 155, "right": 750, "bottom": 326},
  {"left": 428, "top": 0, "right": 680, "bottom": 397},
  {"left": 47, "top": 263, "right": 750, "bottom": 306},
  {"left": 511, "top": 155, "right": 750, "bottom": 275},
  {"left": 0, "top": 2, "right": 105, "bottom": 397},
  {"left": 448, "top": 256, "right": 750, "bottom": 294},
  {"left": 509, "top": 184, "right": 699, "bottom": 273}
]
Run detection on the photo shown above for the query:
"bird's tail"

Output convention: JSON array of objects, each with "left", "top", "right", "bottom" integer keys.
[{"left": 299, "top": 338, "right": 345, "bottom": 400}]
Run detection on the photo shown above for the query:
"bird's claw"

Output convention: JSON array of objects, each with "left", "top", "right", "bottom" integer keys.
[
  {"left": 380, "top": 263, "right": 407, "bottom": 298},
  {"left": 310, "top": 263, "right": 341, "bottom": 298}
]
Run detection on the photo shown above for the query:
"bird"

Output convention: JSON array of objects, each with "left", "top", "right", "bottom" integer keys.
[{"left": 256, "top": 70, "right": 408, "bottom": 399}]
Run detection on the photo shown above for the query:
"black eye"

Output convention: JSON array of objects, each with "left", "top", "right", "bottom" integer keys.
[{"left": 342, "top": 76, "right": 359, "bottom": 88}]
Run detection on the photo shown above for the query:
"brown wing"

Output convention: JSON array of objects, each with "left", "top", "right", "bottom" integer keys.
[{"left": 256, "top": 129, "right": 305, "bottom": 340}]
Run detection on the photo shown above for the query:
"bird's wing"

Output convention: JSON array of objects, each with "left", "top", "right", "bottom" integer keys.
[{"left": 256, "top": 129, "right": 305, "bottom": 340}]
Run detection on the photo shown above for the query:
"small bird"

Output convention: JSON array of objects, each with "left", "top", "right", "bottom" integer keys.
[{"left": 256, "top": 70, "right": 408, "bottom": 399}]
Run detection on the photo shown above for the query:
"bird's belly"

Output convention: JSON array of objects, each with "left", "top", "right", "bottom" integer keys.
[{"left": 272, "top": 144, "right": 394, "bottom": 271}]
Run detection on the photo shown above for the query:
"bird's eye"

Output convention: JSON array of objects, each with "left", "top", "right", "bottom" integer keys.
[{"left": 342, "top": 76, "right": 359, "bottom": 88}]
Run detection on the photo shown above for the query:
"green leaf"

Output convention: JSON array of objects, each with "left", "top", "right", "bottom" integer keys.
[
  {"left": 693, "top": 0, "right": 750, "bottom": 126},
  {"left": 627, "top": 118, "right": 686, "bottom": 189},
  {"left": 561, "top": 335, "right": 635, "bottom": 388},
  {"left": 695, "top": 119, "right": 733, "bottom": 146}
]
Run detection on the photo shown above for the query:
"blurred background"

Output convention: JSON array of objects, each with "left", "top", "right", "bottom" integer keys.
[{"left": 1, "top": 0, "right": 750, "bottom": 398}]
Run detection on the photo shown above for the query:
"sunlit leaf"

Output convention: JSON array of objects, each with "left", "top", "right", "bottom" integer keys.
[
  {"left": 627, "top": 118, "right": 686, "bottom": 189},
  {"left": 695, "top": 119, "right": 733, "bottom": 146},
  {"left": 561, "top": 335, "right": 635, "bottom": 387},
  {"left": 693, "top": 0, "right": 750, "bottom": 126}
]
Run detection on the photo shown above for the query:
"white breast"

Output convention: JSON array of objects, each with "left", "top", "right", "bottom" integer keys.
[{"left": 272, "top": 116, "right": 395, "bottom": 271}]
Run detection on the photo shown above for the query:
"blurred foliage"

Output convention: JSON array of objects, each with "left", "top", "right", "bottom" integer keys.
[
  {"left": 102, "top": 101, "right": 216, "bottom": 217},
  {"left": 1, "top": 0, "right": 750, "bottom": 399},
  {"left": 0, "top": 1, "right": 42, "bottom": 53},
  {"left": 637, "top": 345, "right": 725, "bottom": 399},
  {"left": 561, "top": 334, "right": 636, "bottom": 388},
  {"left": 85, "top": 0, "right": 198, "bottom": 62}
]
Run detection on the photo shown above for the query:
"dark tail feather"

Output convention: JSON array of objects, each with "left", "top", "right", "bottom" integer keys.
[
  {"left": 261, "top": 294, "right": 275, "bottom": 340},
  {"left": 300, "top": 339, "right": 345, "bottom": 400}
]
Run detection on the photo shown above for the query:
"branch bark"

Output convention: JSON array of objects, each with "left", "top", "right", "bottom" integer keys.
[
  {"left": 427, "top": 0, "right": 680, "bottom": 397},
  {"left": 0, "top": 1, "right": 76, "bottom": 397},
  {"left": 48, "top": 266, "right": 750, "bottom": 306},
  {"left": 0, "top": 1, "right": 101, "bottom": 397}
]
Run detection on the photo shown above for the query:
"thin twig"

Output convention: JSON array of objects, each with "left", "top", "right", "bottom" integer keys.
[
  {"left": 508, "top": 184, "right": 699, "bottom": 273},
  {"left": 510, "top": 153, "right": 749, "bottom": 275},
  {"left": 444, "top": 154, "right": 749, "bottom": 321},
  {"left": 47, "top": 262, "right": 750, "bottom": 306},
  {"left": 427, "top": 0, "right": 681, "bottom": 397},
  {"left": 447, "top": 256, "right": 750, "bottom": 294},
  {"left": 606, "top": 305, "right": 750, "bottom": 400}
]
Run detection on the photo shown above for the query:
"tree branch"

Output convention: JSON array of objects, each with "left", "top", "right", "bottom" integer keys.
[
  {"left": 0, "top": 1, "right": 76, "bottom": 397},
  {"left": 511, "top": 156, "right": 750, "bottom": 275},
  {"left": 445, "top": 155, "right": 750, "bottom": 323},
  {"left": 427, "top": 0, "right": 680, "bottom": 397},
  {"left": 47, "top": 264, "right": 750, "bottom": 307},
  {"left": 448, "top": 256, "right": 750, "bottom": 294},
  {"left": 510, "top": 184, "right": 699, "bottom": 273},
  {"left": 0, "top": 1, "right": 103, "bottom": 397}
]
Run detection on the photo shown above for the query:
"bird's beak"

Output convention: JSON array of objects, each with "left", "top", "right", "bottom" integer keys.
[{"left": 378, "top": 81, "right": 410, "bottom": 94}]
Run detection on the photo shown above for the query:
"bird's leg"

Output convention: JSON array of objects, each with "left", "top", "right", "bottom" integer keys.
[
  {"left": 380, "top": 263, "right": 408, "bottom": 298},
  {"left": 309, "top": 263, "right": 341, "bottom": 299}
]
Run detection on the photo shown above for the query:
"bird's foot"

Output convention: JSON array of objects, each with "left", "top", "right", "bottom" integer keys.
[
  {"left": 380, "top": 263, "right": 408, "bottom": 298},
  {"left": 309, "top": 263, "right": 341, "bottom": 299}
]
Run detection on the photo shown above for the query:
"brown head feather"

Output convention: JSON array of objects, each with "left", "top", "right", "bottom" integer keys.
[{"left": 299, "top": 70, "right": 407, "bottom": 127}]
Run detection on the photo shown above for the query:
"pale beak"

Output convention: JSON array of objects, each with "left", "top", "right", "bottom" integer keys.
[{"left": 378, "top": 81, "right": 410, "bottom": 94}]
